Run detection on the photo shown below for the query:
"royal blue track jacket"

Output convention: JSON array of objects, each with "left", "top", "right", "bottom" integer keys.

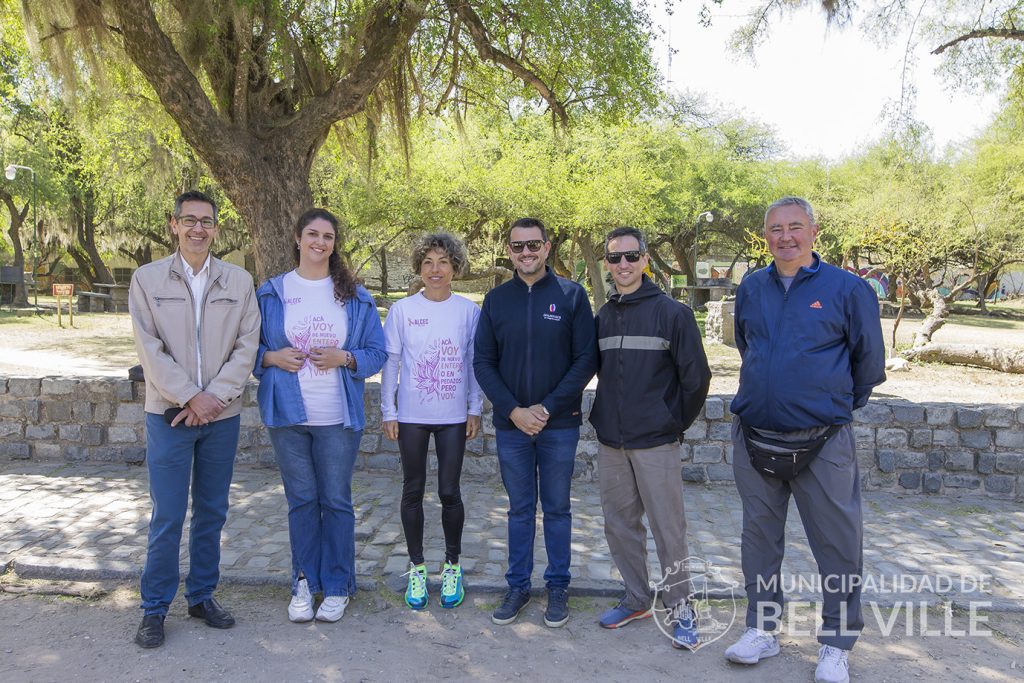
[{"left": 730, "top": 255, "right": 886, "bottom": 432}]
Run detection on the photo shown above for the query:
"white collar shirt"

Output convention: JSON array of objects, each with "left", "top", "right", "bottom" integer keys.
[{"left": 180, "top": 253, "right": 211, "bottom": 388}]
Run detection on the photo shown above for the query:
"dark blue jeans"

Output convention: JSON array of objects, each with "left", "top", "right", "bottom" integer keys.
[
  {"left": 495, "top": 426, "right": 579, "bottom": 591},
  {"left": 140, "top": 412, "right": 240, "bottom": 616},
  {"left": 269, "top": 424, "right": 361, "bottom": 597}
]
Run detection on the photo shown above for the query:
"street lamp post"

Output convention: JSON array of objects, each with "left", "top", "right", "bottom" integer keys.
[
  {"left": 5, "top": 164, "right": 38, "bottom": 307},
  {"left": 691, "top": 210, "right": 713, "bottom": 308}
]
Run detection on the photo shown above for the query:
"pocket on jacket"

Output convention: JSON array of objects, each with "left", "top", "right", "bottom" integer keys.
[
  {"left": 153, "top": 296, "right": 187, "bottom": 307},
  {"left": 210, "top": 297, "right": 240, "bottom": 306},
  {"left": 652, "top": 400, "right": 682, "bottom": 436}
]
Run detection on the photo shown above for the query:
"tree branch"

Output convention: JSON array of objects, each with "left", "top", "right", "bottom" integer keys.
[
  {"left": 448, "top": 0, "right": 569, "bottom": 127},
  {"left": 110, "top": 0, "right": 241, "bottom": 172},
  {"left": 932, "top": 28, "right": 1024, "bottom": 55},
  {"left": 290, "top": 0, "right": 424, "bottom": 147}
]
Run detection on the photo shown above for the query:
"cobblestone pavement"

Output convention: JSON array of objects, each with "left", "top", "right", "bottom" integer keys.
[{"left": 1, "top": 461, "right": 1021, "bottom": 610}]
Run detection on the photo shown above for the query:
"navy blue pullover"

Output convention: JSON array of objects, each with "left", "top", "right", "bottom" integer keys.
[
  {"left": 473, "top": 268, "right": 598, "bottom": 431},
  {"left": 730, "top": 254, "right": 886, "bottom": 432}
]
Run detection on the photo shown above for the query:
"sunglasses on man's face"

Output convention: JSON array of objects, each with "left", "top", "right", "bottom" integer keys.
[
  {"left": 605, "top": 251, "right": 644, "bottom": 264},
  {"left": 509, "top": 240, "right": 545, "bottom": 253}
]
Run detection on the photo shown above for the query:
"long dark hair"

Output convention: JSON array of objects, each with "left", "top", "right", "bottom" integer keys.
[{"left": 293, "top": 208, "right": 358, "bottom": 303}]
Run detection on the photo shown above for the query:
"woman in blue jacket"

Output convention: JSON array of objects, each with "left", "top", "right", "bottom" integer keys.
[{"left": 254, "top": 208, "right": 386, "bottom": 623}]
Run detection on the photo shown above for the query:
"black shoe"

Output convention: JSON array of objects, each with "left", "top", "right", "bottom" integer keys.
[
  {"left": 187, "top": 597, "right": 235, "bottom": 629},
  {"left": 544, "top": 586, "right": 569, "bottom": 628},
  {"left": 135, "top": 614, "right": 165, "bottom": 648},
  {"left": 491, "top": 588, "right": 531, "bottom": 625}
]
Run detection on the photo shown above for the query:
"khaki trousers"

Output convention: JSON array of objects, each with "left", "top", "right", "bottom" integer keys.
[{"left": 598, "top": 442, "right": 692, "bottom": 610}]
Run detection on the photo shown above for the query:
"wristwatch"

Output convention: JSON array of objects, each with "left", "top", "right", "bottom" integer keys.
[{"left": 540, "top": 404, "right": 550, "bottom": 417}]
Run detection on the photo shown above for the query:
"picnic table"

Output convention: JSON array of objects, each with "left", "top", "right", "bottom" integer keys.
[{"left": 88, "top": 282, "right": 130, "bottom": 312}]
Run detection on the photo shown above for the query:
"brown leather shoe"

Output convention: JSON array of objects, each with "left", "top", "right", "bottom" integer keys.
[
  {"left": 135, "top": 614, "right": 165, "bottom": 648},
  {"left": 187, "top": 597, "right": 235, "bottom": 628}
]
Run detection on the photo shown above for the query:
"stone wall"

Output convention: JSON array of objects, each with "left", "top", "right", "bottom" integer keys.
[{"left": 1, "top": 376, "right": 1022, "bottom": 499}]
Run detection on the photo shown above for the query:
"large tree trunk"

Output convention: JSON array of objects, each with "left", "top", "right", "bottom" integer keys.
[
  {"left": 109, "top": 0, "right": 422, "bottom": 284},
  {"left": 901, "top": 343, "right": 1024, "bottom": 373},
  {"left": 214, "top": 141, "right": 314, "bottom": 282},
  {"left": 1, "top": 191, "right": 30, "bottom": 307},
  {"left": 577, "top": 236, "right": 606, "bottom": 312},
  {"left": 70, "top": 195, "right": 114, "bottom": 285}
]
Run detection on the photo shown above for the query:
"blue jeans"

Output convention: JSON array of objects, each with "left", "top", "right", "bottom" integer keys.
[
  {"left": 141, "top": 412, "right": 240, "bottom": 616},
  {"left": 269, "top": 424, "right": 362, "bottom": 597},
  {"left": 495, "top": 427, "right": 579, "bottom": 591}
]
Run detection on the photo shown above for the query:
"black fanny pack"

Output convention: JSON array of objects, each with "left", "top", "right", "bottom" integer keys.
[{"left": 741, "top": 423, "right": 841, "bottom": 480}]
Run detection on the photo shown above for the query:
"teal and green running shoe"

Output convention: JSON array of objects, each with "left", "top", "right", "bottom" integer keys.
[
  {"left": 404, "top": 562, "right": 428, "bottom": 610},
  {"left": 439, "top": 562, "right": 464, "bottom": 609}
]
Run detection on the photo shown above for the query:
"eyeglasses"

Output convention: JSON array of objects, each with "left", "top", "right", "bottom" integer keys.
[
  {"left": 605, "top": 251, "right": 644, "bottom": 264},
  {"left": 509, "top": 240, "right": 545, "bottom": 253},
  {"left": 177, "top": 215, "right": 216, "bottom": 229}
]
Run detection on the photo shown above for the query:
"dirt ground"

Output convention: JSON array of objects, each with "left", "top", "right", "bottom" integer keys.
[
  {"left": 1, "top": 310, "right": 1021, "bottom": 403},
  {"left": 0, "top": 580, "right": 1021, "bottom": 682}
]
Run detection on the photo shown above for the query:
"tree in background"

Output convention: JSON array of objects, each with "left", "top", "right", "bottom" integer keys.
[{"left": 21, "top": 0, "right": 660, "bottom": 281}]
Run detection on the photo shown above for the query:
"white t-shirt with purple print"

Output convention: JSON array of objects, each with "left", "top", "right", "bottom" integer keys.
[
  {"left": 282, "top": 270, "right": 349, "bottom": 427},
  {"left": 381, "top": 292, "right": 482, "bottom": 424}
]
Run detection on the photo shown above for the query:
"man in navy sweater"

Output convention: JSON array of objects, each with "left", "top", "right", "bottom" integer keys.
[
  {"left": 725, "top": 197, "right": 885, "bottom": 683},
  {"left": 474, "top": 217, "right": 598, "bottom": 628}
]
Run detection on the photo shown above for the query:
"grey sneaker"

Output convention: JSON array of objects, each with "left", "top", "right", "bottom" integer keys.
[
  {"left": 543, "top": 586, "right": 569, "bottom": 628},
  {"left": 491, "top": 588, "right": 531, "bottom": 625},
  {"left": 724, "top": 627, "right": 780, "bottom": 664},
  {"left": 814, "top": 644, "right": 850, "bottom": 683}
]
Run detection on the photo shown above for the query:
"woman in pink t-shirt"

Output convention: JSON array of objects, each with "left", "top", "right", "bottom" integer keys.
[{"left": 381, "top": 233, "right": 482, "bottom": 610}]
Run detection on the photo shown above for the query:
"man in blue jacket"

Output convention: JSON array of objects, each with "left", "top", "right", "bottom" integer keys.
[
  {"left": 725, "top": 197, "right": 885, "bottom": 683},
  {"left": 589, "top": 227, "right": 710, "bottom": 649},
  {"left": 474, "top": 217, "right": 598, "bottom": 628}
]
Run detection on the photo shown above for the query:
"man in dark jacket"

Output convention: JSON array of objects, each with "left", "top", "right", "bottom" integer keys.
[
  {"left": 589, "top": 227, "right": 710, "bottom": 649},
  {"left": 724, "top": 197, "right": 885, "bottom": 683},
  {"left": 474, "top": 217, "right": 598, "bottom": 628}
]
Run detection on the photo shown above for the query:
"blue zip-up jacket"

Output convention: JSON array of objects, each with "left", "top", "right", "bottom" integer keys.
[
  {"left": 474, "top": 267, "right": 598, "bottom": 431},
  {"left": 730, "top": 254, "right": 885, "bottom": 432},
  {"left": 253, "top": 274, "right": 386, "bottom": 429}
]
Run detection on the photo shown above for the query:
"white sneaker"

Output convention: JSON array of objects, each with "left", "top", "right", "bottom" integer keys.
[
  {"left": 288, "top": 578, "right": 314, "bottom": 622},
  {"left": 724, "top": 627, "right": 780, "bottom": 664},
  {"left": 315, "top": 595, "right": 349, "bottom": 623},
  {"left": 815, "top": 644, "right": 850, "bottom": 683}
]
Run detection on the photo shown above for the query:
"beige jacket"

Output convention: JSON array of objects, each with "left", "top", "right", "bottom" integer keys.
[{"left": 129, "top": 253, "right": 261, "bottom": 418}]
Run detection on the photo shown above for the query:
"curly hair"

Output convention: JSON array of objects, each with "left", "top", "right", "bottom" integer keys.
[
  {"left": 410, "top": 232, "right": 469, "bottom": 276},
  {"left": 293, "top": 208, "right": 358, "bottom": 303}
]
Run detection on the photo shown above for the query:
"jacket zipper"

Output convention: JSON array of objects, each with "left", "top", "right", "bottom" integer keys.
[
  {"left": 526, "top": 283, "right": 533, "bottom": 404},
  {"left": 769, "top": 272, "right": 802, "bottom": 422},
  {"left": 615, "top": 302, "right": 625, "bottom": 448}
]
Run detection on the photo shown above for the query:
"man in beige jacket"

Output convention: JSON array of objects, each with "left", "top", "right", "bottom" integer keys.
[{"left": 129, "top": 190, "right": 260, "bottom": 649}]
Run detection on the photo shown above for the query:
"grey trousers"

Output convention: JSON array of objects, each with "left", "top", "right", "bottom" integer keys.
[
  {"left": 732, "top": 419, "right": 864, "bottom": 650},
  {"left": 598, "top": 442, "right": 692, "bottom": 610}
]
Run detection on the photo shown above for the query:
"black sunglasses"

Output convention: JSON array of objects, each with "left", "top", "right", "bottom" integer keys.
[
  {"left": 509, "top": 240, "right": 545, "bottom": 253},
  {"left": 605, "top": 251, "right": 644, "bottom": 264}
]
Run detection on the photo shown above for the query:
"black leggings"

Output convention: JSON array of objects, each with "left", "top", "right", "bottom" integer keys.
[{"left": 398, "top": 422, "right": 466, "bottom": 565}]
